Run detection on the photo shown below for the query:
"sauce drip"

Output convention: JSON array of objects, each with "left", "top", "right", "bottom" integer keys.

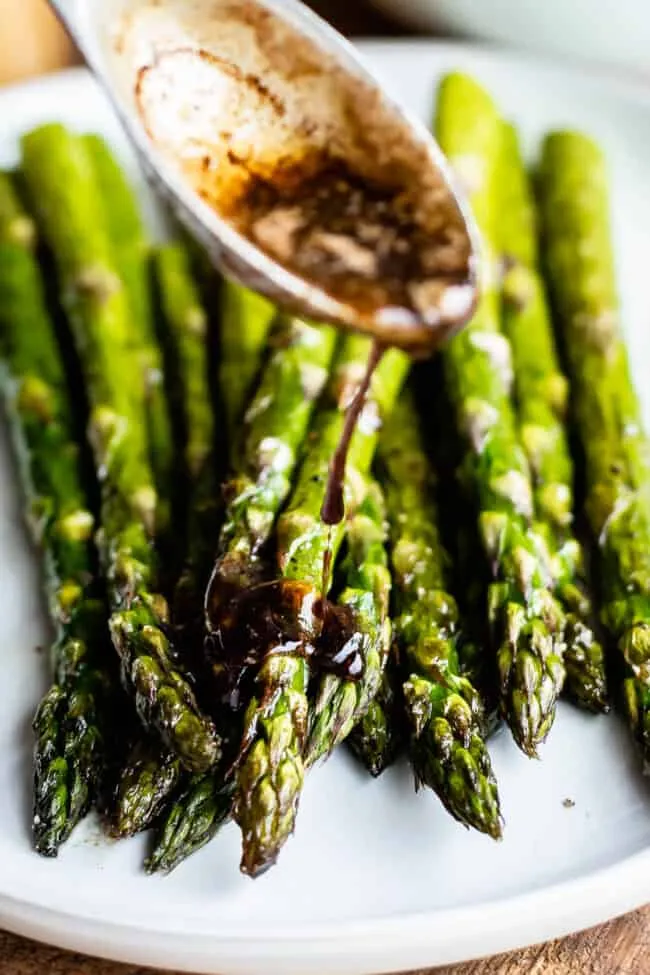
[
  {"left": 313, "top": 599, "right": 364, "bottom": 680},
  {"left": 321, "top": 527, "right": 334, "bottom": 599},
  {"left": 321, "top": 340, "right": 385, "bottom": 526},
  {"left": 206, "top": 579, "right": 363, "bottom": 682}
]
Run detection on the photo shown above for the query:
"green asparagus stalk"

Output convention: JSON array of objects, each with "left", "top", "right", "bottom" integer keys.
[
  {"left": 438, "top": 454, "right": 502, "bottom": 732},
  {"left": 347, "top": 657, "right": 406, "bottom": 777},
  {"left": 21, "top": 125, "right": 219, "bottom": 772},
  {"left": 0, "top": 171, "right": 110, "bottom": 855},
  {"left": 172, "top": 467, "right": 223, "bottom": 653},
  {"left": 538, "top": 131, "right": 650, "bottom": 757},
  {"left": 154, "top": 243, "right": 213, "bottom": 481},
  {"left": 0, "top": 175, "right": 35, "bottom": 246},
  {"left": 499, "top": 124, "right": 608, "bottom": 713},
  {"left": 109, "top": 740, "right": 183, "bottom": 838},
  {"left": 417, "top": 366, "right": 498, "bottom": 717},
  {"left": 84, "top": 134, "right": 173, "bottom": 507},
  {"left": 154, "top": 238, "right": 219, "bottom": 608},
  {"left": 146, "top": 772, "right": 234, "bottom": 874},
  {"left": 219, "top": 279, "right": 277, "bottom": 439},
  {"left": 379, "top": 393, "right": 502, "bottom": 836},
  {"left": 452, "top": 524, "right": 493, "bottom": 700},
  {"left": 233, "top": 337, "right": 409, "bottom": 876},
  {"left": 150, "top": 235, "right": 224, "bottom": 629},
  {"left": 208, "top": 315, "right": 337, "bottom": 603},
  {"left": 305, "top": 479, "right": 392, "bottom": 767},
  {"left": 82, "top": 135, "right": 150, "bottom": 330},
  {"left": 144, "top": 710, "right": 243, "bottom": 875},
  {"left": 435, "top": 73, "right": 565, "bottom": 757},
  {"left": 113, "top": 245, "right": 223, "bottom": 836}
]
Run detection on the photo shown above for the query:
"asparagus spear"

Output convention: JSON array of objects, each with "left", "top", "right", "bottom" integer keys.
[
  {"left": 499, "top": 124, "right": 608, "bottom": 713},
  {"left": 107, "top": 242, "right": 220, "bottom": 835},
  {"left": 0, "top": 175, "right": 35, "bottom": 246},
  {"left": 452, "top": 521, "right": 494, "bottom": 705},
  {"left": 207, "top": 315, "right": 337, "bottom": 603},
  {"left": 146, "top": 772, "right": 234, "bottom": 875},
  {"left": 155, "top": 240, "right": 219, "bottom": 598},
  {"left": 233, "top": 337, "right": 409, "bottom": 876},
  {"left": 0, "top": 171, "right": 110, "bottom": 855},
  {"left": 219, "top": 279, "right": 277, "bottom": 439},
  {"left": 21, "top": 125, "right": 219, "bottom": 772},
  {"left": 143, "top": 707, "right": 243, "bottom": 874},
  {"left": 154, "top": 244, "right": 213, "bottom": 481},
  {"left": 379, "top": 394, "right": 502, "bottom": 836},
  {"left": 84, "top": 134, "right": 173, "bottom": 507},
  {"left": 538, "top": 131, "right": 650, "bottom": 757},
  {"left": 305, "top": 479, "right": 392, "bottom": 767},
  {"left": 433, "top": 414, "right": 503, "bottom": 731},
  {"left": 117, "top": 241, "right": 232, "bottom": 839},
  {"left": 435, "top": 73, "right": 565, "bottom": 757},
  {"left": 109, "top": 740, "right": 183, "bottom": 838},
  {"left": 82, "top": 135, "right": 150, "bottom": 331},
  {"left": 347, "top": 658, "right": 406, "bottom": 777},
  {"left": 415, "top": 362, "right": 498, "bottom": 717}
]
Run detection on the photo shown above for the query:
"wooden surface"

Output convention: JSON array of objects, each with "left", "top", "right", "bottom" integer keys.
[
  {"left": 1, "top": 906, "right": 649, "bottom": 974},
  {"left": 0, "top": 0, "right": 77, "bottom": 83},
  {"left": 0, "top": 0, "right": 647, "bottom": 973}
]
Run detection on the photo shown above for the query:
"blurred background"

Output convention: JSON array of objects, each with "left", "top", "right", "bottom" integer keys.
[
  {"left": 0, "top": 0, "right": 78, "bottom": 83},
  {"left": 1, "top": 0, "right": 644, "bottom": 86},
  {"left": 0, "top": 0, "right": 407, "bottom": 85}
]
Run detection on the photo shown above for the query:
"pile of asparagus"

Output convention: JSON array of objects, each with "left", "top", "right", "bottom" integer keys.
[{"left": 1, "top": 69, "right": 648, "bottom": 880}]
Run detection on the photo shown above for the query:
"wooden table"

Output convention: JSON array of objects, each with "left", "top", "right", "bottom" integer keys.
[
  {"left": 1, "top": 907, "right": 649, "bottom": 975},
  {"left": 0, "top": 0, "right": 647, "bottom": 972}
]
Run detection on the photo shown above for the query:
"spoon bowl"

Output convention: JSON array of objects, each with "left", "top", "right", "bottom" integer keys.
[{"left": 49, "top": 0, "right": 479, "bottom": 352}]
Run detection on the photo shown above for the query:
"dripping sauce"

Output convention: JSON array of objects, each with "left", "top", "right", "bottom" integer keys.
[
  {"left": 321, "top": 340, "right": 385, "bottom": 527},
  {"left": 206, "top": 578, "right": 364, "bottom": 685}
]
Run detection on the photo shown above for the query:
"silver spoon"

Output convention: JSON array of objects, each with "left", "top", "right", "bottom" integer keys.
[{"left": 48, "top": 0, "right": 479, "bottom": 353}]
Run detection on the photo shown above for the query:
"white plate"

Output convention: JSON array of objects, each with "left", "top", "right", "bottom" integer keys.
[{"left": 2, "top": 43, "right": 650, "bottom": 975}]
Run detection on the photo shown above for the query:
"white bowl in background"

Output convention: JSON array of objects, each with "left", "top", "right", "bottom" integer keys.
[{"left": 369, "top": 0, "right": 649, "bottom": 70}]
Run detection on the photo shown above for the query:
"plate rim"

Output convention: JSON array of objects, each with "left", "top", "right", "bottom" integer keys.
[{"left": 2, "top": 44, "right": 650, "bottom": 973}]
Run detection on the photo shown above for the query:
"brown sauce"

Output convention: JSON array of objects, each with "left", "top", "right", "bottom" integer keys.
[
  {"left": 124, "top": 0, "right": 476, "bottom": 351},
  {"left": 313, "top": 600, "right": 365, "bottom": 680},
  {"left": 206, "top": 578, "right": 364, "bottom": 684},
  {"left": 321, "top": 528, "right": 334, "bottom": 601},
  {"left": 321, "top": 339, "right": 385, "bottom": 527},
  {"left": 229, "top": 155, "right": 471, "bottom": 330}
]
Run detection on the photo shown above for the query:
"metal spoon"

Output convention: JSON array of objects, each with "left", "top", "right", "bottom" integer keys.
[{"left": 48, "top": 0, "right": 479, "bottom": 353}]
